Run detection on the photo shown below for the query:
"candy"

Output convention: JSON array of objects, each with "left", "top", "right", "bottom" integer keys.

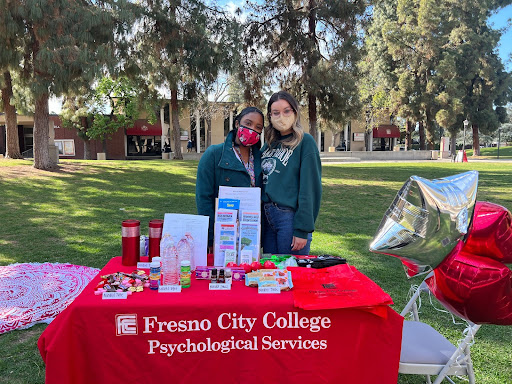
[{"left": 94, "top": 271, "right": 149, "bottom": 296}]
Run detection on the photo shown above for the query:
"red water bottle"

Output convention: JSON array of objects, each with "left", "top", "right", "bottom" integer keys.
[
  {"left": 148, "top": 219, "right": 164, "bottom": 261},
  {"left": 122, "top": 220, "right": 140, "bottom": 266}
]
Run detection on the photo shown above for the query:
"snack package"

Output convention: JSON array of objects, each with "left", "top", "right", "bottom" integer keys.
[
  {"left": 245, "top": 269, "right": 293, "bottom": 290},
  {"left": 195, "top": 266, "right": 245, "bottom": 282}
]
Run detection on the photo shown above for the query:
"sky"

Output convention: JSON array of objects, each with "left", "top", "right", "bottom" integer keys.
[{"left": 49, "top": 2, "right": 512, "bottom": 114}]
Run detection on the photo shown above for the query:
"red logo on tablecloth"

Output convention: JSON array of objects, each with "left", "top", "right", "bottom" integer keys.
[{"left": 116, "top": 314, "right": 138, "bottom": 336}]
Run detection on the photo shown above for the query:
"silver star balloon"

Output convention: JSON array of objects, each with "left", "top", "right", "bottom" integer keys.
[{"left": 370, "top": 171, "right": 479, "bottom": 277}]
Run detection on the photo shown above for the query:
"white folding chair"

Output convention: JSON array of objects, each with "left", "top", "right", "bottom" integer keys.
[{"left": 399, "top": 272, "right": 481, "bottom": 384}]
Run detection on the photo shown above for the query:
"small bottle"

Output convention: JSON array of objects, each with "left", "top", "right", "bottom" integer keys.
[
  {"left": 218, "top": 269, "right": 225, "bottom": 284},
  {"left": 224, "top": 268, "right": 232, "bottom": 284},
  {"left": 180, "top": 260, "right": 191, "bottom": 288},
  {"left": 149, "top": 261, "right": 161, "bottom": 290},
  {"left": 210, "top": 268, "right": 218, "bottom": 283}
]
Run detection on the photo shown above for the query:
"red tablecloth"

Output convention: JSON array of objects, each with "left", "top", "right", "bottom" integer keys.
[{"left": 38, "top": 257, "right": 403, "bottom": 384}]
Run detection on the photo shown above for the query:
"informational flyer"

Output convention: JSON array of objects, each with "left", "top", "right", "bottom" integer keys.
[
  {"left": 238, "top": 210, "right": 261, "bottom": 263},
  {"left": 218, "top": 186, "right": 261, "bottom": 211},
  {"left": 214, "top": 209, "right": 238, "bottom": 266},
  {"left": 218, "top": 199, "right": 240, "bottom": 210},
  {"left": 162, "top": 213, "right": 209, "bottom": 269}
]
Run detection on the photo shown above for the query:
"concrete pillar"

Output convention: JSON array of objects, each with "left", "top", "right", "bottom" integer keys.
[
  {"left": 196, "top": 111, "right": 201, "bottom": 154},
  {"left": 344, "top": 124, "right": 348, "bottom": 149},
  {"left": 368, "top": 130, "right": 373, "bottom": 151},
  {"left": 48, "top": 119, "right": 59, "bottom": 165},
  {"left": 317, "top": 129, "right": 321, "bottom": 152}
]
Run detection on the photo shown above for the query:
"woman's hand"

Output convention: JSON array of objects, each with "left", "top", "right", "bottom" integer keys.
[{"left": 291, "top": 236, "right": 307, "bottom": 252}]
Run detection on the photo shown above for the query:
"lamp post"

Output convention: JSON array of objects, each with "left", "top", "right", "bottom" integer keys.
[
  {"left": 463, "top": 119, "right": 469, "bottom": 152},
  {"left": 498, "top": 127, "right": 501, "bottom": 159}
]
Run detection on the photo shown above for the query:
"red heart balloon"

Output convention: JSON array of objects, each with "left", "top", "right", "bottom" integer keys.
[
  {"left": 427, "top": 248, "right": 512, "bottom": 325},
  {"left": 463, "top": 201, "right": 512, "bottom": 264}
]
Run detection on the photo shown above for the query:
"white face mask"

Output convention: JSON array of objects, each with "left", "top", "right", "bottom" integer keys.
[{"left": 270, "top": 114, "right": 295, "bottom": 132}]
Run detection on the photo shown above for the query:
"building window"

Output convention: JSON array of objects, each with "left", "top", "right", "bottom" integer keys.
[{"left": 55, "top": 139, "right": 75, "bottom": 156}]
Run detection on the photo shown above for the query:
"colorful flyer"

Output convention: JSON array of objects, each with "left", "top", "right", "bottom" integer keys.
[{"left": 214, "top": 209, "right": 238, "bottom": 266}]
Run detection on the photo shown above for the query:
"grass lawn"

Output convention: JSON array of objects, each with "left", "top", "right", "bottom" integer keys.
[
  {"left": 466, "top": 145, "right": 512, "bottom": 159},
  {"left": 1, "top": 159, "right": 511, "bottom": 384}
]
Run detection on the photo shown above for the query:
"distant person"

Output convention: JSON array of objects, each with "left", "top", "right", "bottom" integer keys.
[
  {"left": 196, "top": 107, "right": 264, "bottom": 251},
  {"left": 187, "top": 139, "right": 193, "bottom": 152},
  {"left": 261, "top": 91, "right": 322, "bottom": 255}
]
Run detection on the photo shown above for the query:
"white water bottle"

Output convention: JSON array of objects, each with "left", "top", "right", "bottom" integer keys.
[{"left": 160, "top": 235, "right": 179, "bottom": 285}]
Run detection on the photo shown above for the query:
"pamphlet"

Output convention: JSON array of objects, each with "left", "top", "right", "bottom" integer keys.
[
  {"left": 162, "top": 213, "right": 209, "bottom": 268},
  {"left": 213, "top": 209, "right": 238, "bottom": 266}
]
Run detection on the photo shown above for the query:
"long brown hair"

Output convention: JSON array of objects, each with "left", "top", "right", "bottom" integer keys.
[{"left": 265, "top": 91, "right": 304, "bottom": 150}]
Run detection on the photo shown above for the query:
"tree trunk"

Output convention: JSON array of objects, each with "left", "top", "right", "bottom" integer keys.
[
  {"left": 306, "top": 0, "right": 319, "bottom": 145},
  {"left": 332, "top": 131, "right": 338, "bottom": 147},
  {"left": 405, "top": 120, "right": 412, "bottom": 150},
  {"left": 1, "top": 71, "right": 22, "bottom": 159},
  {"left": 206, "top": 117, "right": 212, "bottom": 148},
  {"left": 102, "top": 139, "right": 108, "bottom": 159},
  {"left": 418, "top": 121, "right": 426, "bottom": 150},
  {"left": 450, "top": 134, "right": 457, "bottom": 157},
  {"left": 472, "top": 124, "right": 480, "bottom": 156},
  {"left": 81, "top": 116, "right": 92, "bottom": 159},
  {"left": 171, "top": 89, "right": 183, "bottom": 160},
  {"left": 308, "top": 93, "right": 318, "bottom": 142},
  {"left": 33, "top": 92, "right": 55, "bottom": 170},
  {"left": 84, "top": 140, "right": 91, "bottom": 159}
]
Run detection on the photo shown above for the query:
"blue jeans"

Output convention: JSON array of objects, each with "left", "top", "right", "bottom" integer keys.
[{"left": 262, "top": 202, "right": 312, "bottom": 255}]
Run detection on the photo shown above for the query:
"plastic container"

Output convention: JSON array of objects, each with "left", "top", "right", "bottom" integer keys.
[
  {"left": 148, "top": 219, "right": 164, "bottom": 261},
  {"left": 161, "top": 235, "right": 179, "bottom": 285},
  {"left": 180, "top": 260, "right": 191, "bottom": 288},
  {"left": 177, "top": 234, "right": 194, "bottom": 271},
  {"left": 149, "top": 261, "right": 161, "bottom": 290},
  {"left": 122, "top": 220, "right": 140, "bottom": 266}
]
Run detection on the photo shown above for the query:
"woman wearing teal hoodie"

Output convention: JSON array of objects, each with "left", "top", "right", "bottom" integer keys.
[
  {"left": 261, "top": 91, "right": 322, "bottom": 255},
  {"left": 196, "top": 107, "right": 264, "bottom": 249}
]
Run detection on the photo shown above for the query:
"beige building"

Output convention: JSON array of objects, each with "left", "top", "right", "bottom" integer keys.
[
  {"left": 167, "top": 103, "right": 375, "bottom": 154},
  {"left": 1, "top": 102, "right": 397, "bottom": 159}
]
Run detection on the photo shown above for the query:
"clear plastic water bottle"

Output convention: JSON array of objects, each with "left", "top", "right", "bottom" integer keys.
[
  {"left": 160, "top": 235, "right": 179, "bottom": 285},
  {"left": 177, "top": 235, "right": 193, "bottom": 271}
]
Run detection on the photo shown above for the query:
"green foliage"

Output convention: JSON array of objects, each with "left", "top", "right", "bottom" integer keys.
[
  {"left": 243, "top": 0, "right": 366, "bottom": 131},
  {"left": 131, "top": 0, "right": 232, "bottom": 157},
  {"left": 362, "top": 0, "right": 512, "bottom": 149},
  {"left": 61, "top": 76, "right": 160, "bottom": 142}
]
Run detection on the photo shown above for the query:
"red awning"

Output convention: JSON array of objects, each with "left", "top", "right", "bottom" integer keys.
[
  {"left": 373, "top": 125, "right": 400, "bottom": 138},
  {"left": 126, "top": 119, "right": 162, "bottom": 136}
]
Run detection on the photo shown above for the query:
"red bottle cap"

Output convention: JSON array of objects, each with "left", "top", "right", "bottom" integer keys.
[
  {"left": 122, "top": 219, "right": 140, "bottom": 227},
  {"left": 149, "top": 219, "right": 164, "bottom": 228}
]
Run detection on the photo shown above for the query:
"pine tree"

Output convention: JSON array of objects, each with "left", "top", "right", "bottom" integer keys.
[
  {"left": 0, "top": 0, "right": 25, "bottom": 158},
  {"left": 364, "top": 0, "right": 511, "bottom": 154},
  {"left": 133, "top": 0, "right": 231, "bottom": 160},
  {"left": 448, "top": 1, "right": 512, "bottom": 155},
  {"left": 244, "top": 0, "right": 366, "bottom": 142},
  {"left": 11, "top": 0, "right": 133, "bottom": 169}
]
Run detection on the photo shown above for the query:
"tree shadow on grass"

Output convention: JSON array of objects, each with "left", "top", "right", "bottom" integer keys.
[{"left": 0, "top": 161, "right": 200, "bottom": 268}]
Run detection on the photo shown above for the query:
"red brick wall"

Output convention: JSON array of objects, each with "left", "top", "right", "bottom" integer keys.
[{"left": 51, "top": 116, "right": 126, "bottom": 160}]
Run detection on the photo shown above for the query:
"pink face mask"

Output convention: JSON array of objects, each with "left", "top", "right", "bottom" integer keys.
[{"left": 237, "top": 125, "right": 260, "bottom": 146}]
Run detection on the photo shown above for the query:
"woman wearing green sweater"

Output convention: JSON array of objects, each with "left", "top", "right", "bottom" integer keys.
[
  {"left": 261, "top": 91, "right": 322, "bottom": 255},
  {"left": 196, "top": 107, "right": 264, "bottom": 249}
]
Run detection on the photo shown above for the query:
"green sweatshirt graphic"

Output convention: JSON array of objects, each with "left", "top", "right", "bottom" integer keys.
[{"left": 261, "top": 133, "right": 322, "bottom": 239}]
